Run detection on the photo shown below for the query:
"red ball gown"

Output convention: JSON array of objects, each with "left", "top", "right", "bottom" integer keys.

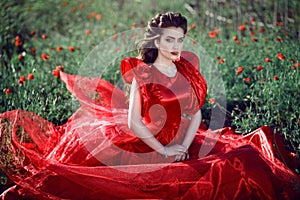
[{"left": 0, "top": 51, "right": 299, "bottom": 199}]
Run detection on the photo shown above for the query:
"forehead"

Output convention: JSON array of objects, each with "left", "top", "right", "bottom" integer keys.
[{"left": 161, "top": 27, "right": 184, "bottom": 38}]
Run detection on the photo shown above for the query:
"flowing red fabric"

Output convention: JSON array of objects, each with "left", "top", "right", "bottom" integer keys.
[{"left": 0, "top": 52, "right": 299, "bottom": 199}]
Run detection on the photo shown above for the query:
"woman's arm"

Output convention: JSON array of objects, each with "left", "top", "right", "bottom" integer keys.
[
  {"left": 175, "top": 110, "right": 202, "bottom": 161},
  {"left": 128, "top": 78, "right": 186, "bottom": 157}
]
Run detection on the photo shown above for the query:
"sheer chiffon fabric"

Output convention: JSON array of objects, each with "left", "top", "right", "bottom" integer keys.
[{"left": 0, "top": 52, "right": 299, "bottom": 199}]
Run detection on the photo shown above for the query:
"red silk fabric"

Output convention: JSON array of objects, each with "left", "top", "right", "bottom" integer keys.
[{"left": 0, "top": 52, "right": 299, "bottom": 199}]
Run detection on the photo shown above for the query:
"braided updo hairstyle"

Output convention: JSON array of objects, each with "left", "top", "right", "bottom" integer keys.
[{"left": 137, "top": 12, "right": 187, "bottom": 64}]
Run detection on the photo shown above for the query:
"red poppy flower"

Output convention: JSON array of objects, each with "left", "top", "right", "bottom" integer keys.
[
  {"left": 273, "top": 76, "right": 279, "bottom": 81},
  {"left": 264, "top": 58, "right": 271, "bottom": 62},
  {"left": 41, "top": 34, "right": 47, "bottom": 39},
  {"left": 19, "top": 76, "right": 26, "bottom": 82},
  {"left": 15, "top": 40, "right": 22, "bottom": 47},
  {"left": 259, "top": 28, "right": 265, "bottom": 33},
  {"left": 276, "top": 37, "right": 282, "bottom": 42},
  {"left": 275, "top": 22, "right": 283, "bottom": 26},
  {"left": 18, "top": 54, "right": 23, "bottom": 61},
  {"left": 27, "top": 73, "right": 34, "bottom": 80},
  {"left": 292, "top": 65, "right": 296, "bottom": 70},
  {"left": 252, "top": 37, "right": 258, "bottom": 42},
  {"left": 86, "top": 29, "right": 91, "bottom": 35},
  {"left": 71, "top": 7, "right": 77, "bottom": 12},
  {"left": 30, "top": 31, "right": 36, "bottom": 36},
  {"left": 113, "top": 34, "right": 118, "bottom": 40},
  {"left": 56, "top": 46, "right": 63, "bottom": 52},
  {"left": 209, "top": 98, "right": 216, "bottom": 105},
  {"left": 4, "top": 88, "right": 12, "bottom": 95},
  {"left": 190, "top": 24, "right": 196, "bottom": 30},
  {"left": 218, "top": 59, "right": 225, "bottom": 64},
  {"left": 232, "top": 36, "right": 238, "bottom": 41},
  {"left": 236, "top": 66, "right": 244, "bottom": 75},
  {"left": 250, "top": 32, "right": 256, "bottom": 36},
  {"left": 296, "top": 62, "right": 300, "bottom": 67},
  {"left": 238, "top": 25, "right": 246, "bottom": 31},
  {"left": 56, "top": 65, "right": 64, "bottom": 71},
  {"left": 52, "top": 70, "right": 60, "bottom": 78},
  {"left": 41, "top": 53, "right": 49, "bottom": 61},
  {"left": 131, "top": 22, "right": 137, "bottom": 29},
  {"left": 244, "top": 77, "right": 251, "bottom": 82},
  {"left": 79, "top": 4, "right": 84, "bottom": 9},
  {"left": 31, "top": 48, "right": 36, "bottom": 55},
  {"left": 276, "top": 53, "right": 285, "bottom": 60},
  {"left": 96, "top": 14, "right": 102, "bottom": 21},
  {"left": 257, "top": 66, "right": 263, "bottom": 71},
  {"left": 215, "top": 56, "right": 221, "bottom": 60},
  {"left": 63, "top": 2, "right": 68, "bottom": 6},
  {"left": 236, "top": 40, "right": 241, "bottom": 45},
  {"left": 209, "top": 31, "right": 218, "bottom": 38},
  {"left": 68, "top": 46, "right": 75, "bottom": 52},
  {"left": 191, "top": 40, "right": 196, "bottom": 45},
  {"left": 216, "top": 39, "right": 221, "bottom": 44}
]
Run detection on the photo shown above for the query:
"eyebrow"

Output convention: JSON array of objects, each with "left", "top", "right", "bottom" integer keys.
[{"left": 165, "top": 36, "right": 185, "bottom": 39}]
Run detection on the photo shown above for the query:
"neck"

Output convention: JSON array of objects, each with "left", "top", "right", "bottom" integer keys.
[{"left": 154, "top": 54, "right": 174, "bottom": 68}]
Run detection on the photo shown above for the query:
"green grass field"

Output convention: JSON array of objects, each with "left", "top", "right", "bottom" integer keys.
[{"left": 1, "top": 0, "right": 299, "bottom": 189}]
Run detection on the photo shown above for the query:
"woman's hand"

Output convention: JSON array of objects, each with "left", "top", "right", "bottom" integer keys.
[{"left": 165, "top": 144, "right": 189, "bottom": 161}]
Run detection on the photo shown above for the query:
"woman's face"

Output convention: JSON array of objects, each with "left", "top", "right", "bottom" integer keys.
[{"left": 156, "top": 26, "right": 185, "bottom": 61}]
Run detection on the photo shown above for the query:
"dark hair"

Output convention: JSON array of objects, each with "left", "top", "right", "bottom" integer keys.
[{"left": 136, "top": 12, "right": 187, "bottom": 64}]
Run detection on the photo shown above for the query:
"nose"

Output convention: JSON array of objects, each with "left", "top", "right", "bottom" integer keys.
[{"left": 173, "top": 42, "right": 179, "bottom": 49}]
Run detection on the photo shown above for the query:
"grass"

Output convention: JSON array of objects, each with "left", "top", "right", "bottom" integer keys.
[{"left": 0, "top": 0, "right": 299, "bottom": 190}]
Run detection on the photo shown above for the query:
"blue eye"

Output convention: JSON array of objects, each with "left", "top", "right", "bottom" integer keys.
[{"left": 178, "top": 38, "right": 184, "bottom": 43}]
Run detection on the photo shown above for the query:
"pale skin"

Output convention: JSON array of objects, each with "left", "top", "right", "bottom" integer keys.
[{"left": 128, "top": 26, "right": 202, "bottom": 161}]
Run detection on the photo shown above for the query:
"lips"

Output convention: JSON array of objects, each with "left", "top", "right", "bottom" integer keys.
[{"left": 171, "top": 51, "right": 179, "bottom": 56}]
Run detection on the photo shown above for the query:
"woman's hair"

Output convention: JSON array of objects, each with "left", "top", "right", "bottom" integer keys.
[{"left": 136, "top": 12, "right": 187, "bottom": 64}]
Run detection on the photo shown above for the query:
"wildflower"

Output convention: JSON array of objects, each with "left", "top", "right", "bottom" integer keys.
[
  {"left": 216, "top": 39, "right": 221, "bottom": 44},
  {"left": 209, "top": 31, "right": 218, "bottom": 38},
  {"left": 252, "top": 37, "right": 258, "bottom": 42},
  {"left": 238, "top": 25, "right": 246, "bottom": 31},
  {"left": 296, "top": 62, "right": 300, "bottom": 67},
  {"left": 30, "top": 31, "right": 36, "bottom": 36},
  {"left": 191, "top": 40, "right": 196, "bottom": 45},
  {"left": 15, "top": 38, "right": 22, "bottom": 47},
  {"left": 56, "top": 46, "right": 63, "bottom": 52},
  {"left": 257, "top": 66, "right": 263, "bottom": 71},
  {"left": 96, "top": 14, "right": 102, "bottom": 21},
  {"left": 5, "top": 88, "right": 12, "bottom": 94},
  {"left": 218, "top": 59, "right": 225, "bottom": 64},
  {"left": 86, "top": 29, "right": 91, "bottom": 35},
  {"left": 79, "top": 4, "right": 84, "bottom": 9},
  {"left": 264, "top": 58, "right": 271, "bottom": 62},
  {"left": 232, "top": 36, "right": 238, "bottom": 41},
  {"left": 19, "top": 76, "right": 26, "bottom": 82},
  {"left": 244, "top": 77, "right": 251, "bottom": 83},
  {"left": 236, "top": 66, "right": 244, "bottom": 75},
  {"left": 276, "top": 53, "right": 285, "bottom": 60},
  {"left": 131, "top": 22, "right": 137, "bottom": 29},
  {"left": 273, "top": 76, "right": 279, "bottom": 81},
  {"left": 68, "top": 46, "right": 75, "bottom": 52},
  {"left": 113, "top": 34, "right": 118, "bottom": 40},
  {"left": 31, "top": 47, "right": 36, "bottom": 55},
  {"left": 63, "top": 2, "right": 68, "bottom": 6},
  {"left": 41, "top": 34, "right": 47, "bottom": 39},
  {"left": 209, "top": 98, "right": 216, "bottom": 104},
  {"left": 115, "top": 47, "right": 119, "bottom": 52},
  {"left": 18, "top": 54, "right": 23, "bottom": 61},
  {"left": 259, "top": 28, "right": 265, "bottom": 33},
  {"left": 236, "top": 40, "right": 241, "bottom": 45},
  {"left": 292, "top": 65, "right": 296, "bottom": 70},
  {"left": 191, "top": 24, "right": 196, "bottom": 29},
  {"left": 250, "top": 32, "right": 256, "bottom": 36},
  {"left": 28, "top": 73, "right": 34, "bottom": 80},
  {"left": 71, "top": 7, "right": 77, "bottom": 12},
  {"left": 52, "top": 70, "right": 60, "bottom": 78},
  {"left": 56, "top": 65, "right": 64, "bottom": 71},
  {"left": 41, "top": 53, "right": 49, "bottom": 61},
  {"left": 276, "top": 37, "right": 283, "bottom": 42}
]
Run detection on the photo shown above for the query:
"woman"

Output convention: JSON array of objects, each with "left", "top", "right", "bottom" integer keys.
[{"left": 0, "top": 12, "right": 299, "bottom": 199}]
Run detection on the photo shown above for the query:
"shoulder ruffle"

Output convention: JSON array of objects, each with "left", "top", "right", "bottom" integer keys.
[{"left": 120, "top": 57, "right": 151, "bottom": 84}]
